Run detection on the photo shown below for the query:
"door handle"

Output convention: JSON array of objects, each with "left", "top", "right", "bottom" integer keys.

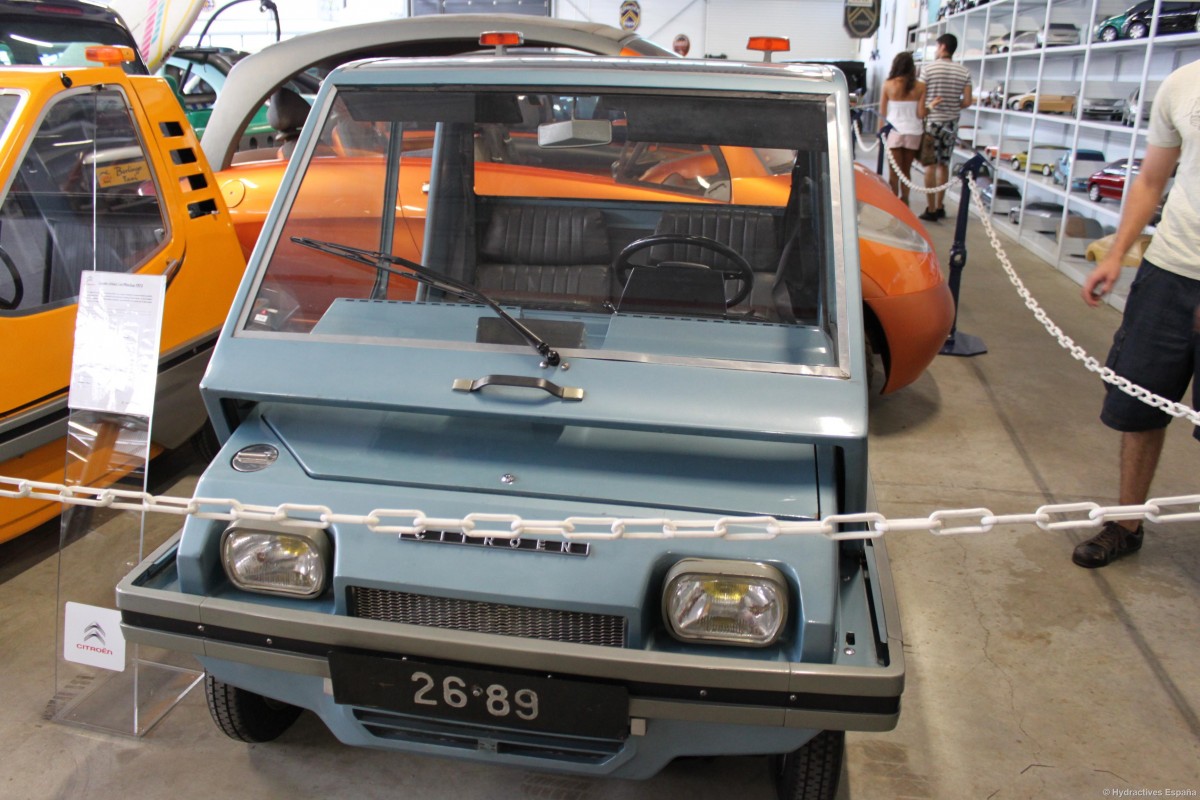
[{"left": 452, "top": 375, "right": 583, "bottom": 401}]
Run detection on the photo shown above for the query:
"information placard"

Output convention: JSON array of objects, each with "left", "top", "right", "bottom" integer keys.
[{"left": 67, "top": 272, "right": 165, "bottom": 417}]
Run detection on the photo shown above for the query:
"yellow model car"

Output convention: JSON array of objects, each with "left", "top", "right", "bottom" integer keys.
[{"left": 1007, "top": 91, "right": 1077, "bottom": 114}]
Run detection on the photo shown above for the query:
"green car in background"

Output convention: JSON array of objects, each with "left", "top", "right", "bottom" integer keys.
[
  {"left": 160, "top": 47, "right": 319, "bottom": 152},
  {"left": 1094, "top": 0, "right": 1200, "bottom": 40}
]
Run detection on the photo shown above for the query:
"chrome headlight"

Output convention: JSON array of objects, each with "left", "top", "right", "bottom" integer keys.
[
  {"left": 221, "top": 521, "right": 331, "bottom": 598},
  {"left": 858, "top": 202, "right": 931, "bottom": 253},
  {"left": 663, "top": 559, "right": 788, "bottom": 647}
]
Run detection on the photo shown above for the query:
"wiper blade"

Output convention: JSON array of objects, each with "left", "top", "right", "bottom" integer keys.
[{"left": 290, "top": 237, "right": 561, "bottom": 366}]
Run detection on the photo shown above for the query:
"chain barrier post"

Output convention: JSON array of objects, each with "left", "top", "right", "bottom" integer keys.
[
  {"left": 940, "top": 153, "right": 989, "bottom": 357},
  {"left": 875, "top": 122, "right": 894, "bottom": 176}
]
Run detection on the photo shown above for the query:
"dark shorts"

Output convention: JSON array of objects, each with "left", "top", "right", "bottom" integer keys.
[
  {"left": 1100, "top": 259, "right": 1200, "bottom": 441},
  {"left": 924, "top": 119, "right": 958, "bottom": 166}
]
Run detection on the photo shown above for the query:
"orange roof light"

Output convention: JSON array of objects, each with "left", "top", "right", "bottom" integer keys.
[
  {"left": 85, "top": 45, "right": 136, "bottom": 66},
  {"left": 747, "top": 36, "right": 790, "bottom": 62},
  {"left": 479, "top": 31, "right": 524, "bottom": 54}
]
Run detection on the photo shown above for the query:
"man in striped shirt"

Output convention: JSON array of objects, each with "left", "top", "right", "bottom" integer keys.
[{"left": 919, "top": 34, "right": 973, "bottom": 222}]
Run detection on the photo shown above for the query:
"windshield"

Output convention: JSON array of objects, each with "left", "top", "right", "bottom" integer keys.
[
  {"left": 245, "top": 85, "right": 841, "bottom": 373},
  {"left": 0, "top": 18, "right": 147, "bottom": 74}
]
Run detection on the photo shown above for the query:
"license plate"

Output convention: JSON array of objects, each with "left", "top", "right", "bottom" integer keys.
[{"left": 329, "top": 652, "right": 630, "bottom": 740}]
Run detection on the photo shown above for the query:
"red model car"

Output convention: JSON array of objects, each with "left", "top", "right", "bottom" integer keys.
[{"left": 1086, "top": 158, "right": 1141, "bottom": 202}]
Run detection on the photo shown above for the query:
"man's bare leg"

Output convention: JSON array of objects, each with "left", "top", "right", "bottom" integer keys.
[{"left": 1117, "top": 428, "right": 1167, "bottom": 531}]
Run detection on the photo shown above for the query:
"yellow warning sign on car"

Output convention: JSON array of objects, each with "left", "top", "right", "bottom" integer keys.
[
  {"left": 619, "top": 1, "right": 641, "bottom": 31},
  {"left": 95, "top": 159, "right": 150, "bottom": 188}
]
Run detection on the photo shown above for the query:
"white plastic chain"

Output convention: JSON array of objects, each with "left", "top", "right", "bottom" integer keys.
[
  {"left": 851, "top": 121, "right": 959, "bottom": 194},
  {"left": 3, "top": 476, "right": 1199, "bottom": 540},
  {"left": 961, "top": 171, "right": 1200, "bottom": 427}
]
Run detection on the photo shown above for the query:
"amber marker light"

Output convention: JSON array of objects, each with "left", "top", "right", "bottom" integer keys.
[
  {"left": 85, "top": 46, "right": 136, "bottom": 66},
  {"left": 479, "top": 31, "right": 524, "bottom": 55},
  {"left": 746, "top": 36, "right": 790, "bottom": 62}
]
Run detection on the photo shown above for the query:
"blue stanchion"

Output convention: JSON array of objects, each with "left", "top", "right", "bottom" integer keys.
[
  {"left": 939, "top": 153, "right": 988, "bottom": 357},
  {"left": 875, "top": 122, "right": 894, "bottom": 177}
]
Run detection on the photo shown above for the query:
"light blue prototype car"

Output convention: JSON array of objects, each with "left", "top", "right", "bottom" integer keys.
[{"left": 118, "top": 47, "right": 903, "bottom": 799}]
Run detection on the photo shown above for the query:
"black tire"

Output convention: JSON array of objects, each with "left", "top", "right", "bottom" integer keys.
[
  {"left": 1012, "top": 157, "right": 1022, "bottom": 170},
  {"left": 190, "top": 420, "right": 221, "bottom": 463},
  {"left": 204, "top": 674, "right": 302, "bottom": 743},
  {"left": 864, "top": 329, "right": 885, "bottom": 397},
  {"left": 1022, "top": 101, "right": 1035, "bottom": 112},
  {"left": 772, "top": 730, "right": 845, "bottom": 800},
  {"left": 1042, "top": 164, "right": 1053, "bottom": 177},
  {"left": 1127, "top": 21, "right": 1148, "bottom": 38},
  {"left": 1099, "top": 26, "right": 1119, "bottom": 41},
  {"left": 1088, "top": 183, "right": 1102, "bottom": 202}
]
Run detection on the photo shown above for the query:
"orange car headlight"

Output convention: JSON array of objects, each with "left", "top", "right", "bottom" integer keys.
[{"left": 858, "top": 202, "right": 931, "bottom": 253}]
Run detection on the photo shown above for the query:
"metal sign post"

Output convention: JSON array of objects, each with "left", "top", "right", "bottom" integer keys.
[{"left": 50, "top": 272, "right": 201, "bottom": 737}]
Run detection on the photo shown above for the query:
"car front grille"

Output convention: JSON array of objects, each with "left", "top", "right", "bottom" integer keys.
[{"left": 347, "top": 587, "right": 628, "bottom": 648}]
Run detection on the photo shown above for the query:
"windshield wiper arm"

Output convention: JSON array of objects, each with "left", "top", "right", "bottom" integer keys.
[{"left": 290, "top": 237, "right": 561, "bottom": 366}]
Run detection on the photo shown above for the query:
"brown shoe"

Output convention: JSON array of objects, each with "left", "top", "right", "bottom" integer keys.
[{"left": 1072, "top": 522, "right": 1143, "bottom": 568}]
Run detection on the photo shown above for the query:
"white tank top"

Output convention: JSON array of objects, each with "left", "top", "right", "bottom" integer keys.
[{"left": 888, "top": 100, "right": 923, "bottom": 136}]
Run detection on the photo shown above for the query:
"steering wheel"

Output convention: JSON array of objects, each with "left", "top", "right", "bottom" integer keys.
[
  {"left": 614, "top": 233, "right": 755, "bottom": 308},
  {"left": 0, "top": 244, "right": 22, "bottom": 311}
]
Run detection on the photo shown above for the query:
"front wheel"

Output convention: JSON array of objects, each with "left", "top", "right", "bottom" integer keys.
[
  {"left": 1088, "top": 183, "right": 1103, "bottom": 202},
  {"left": 772, "top": 730, "right": 845, "bottom": 800},
  {"left": 1042, "top": 164, "right": 1053, "bottom": 177},
  {"left": 205, "top": 674, "right": 302, "bottom": 743},
  {"left": 1099, "top": 25, "right": 1119, "bottom": 41}
]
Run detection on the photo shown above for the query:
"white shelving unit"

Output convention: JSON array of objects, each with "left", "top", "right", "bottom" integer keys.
[{"left": 912, "top": 0, "right": 1200, "bottom": 306}]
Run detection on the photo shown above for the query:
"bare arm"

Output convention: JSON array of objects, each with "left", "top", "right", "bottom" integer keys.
[
  {"left": 960, "top": 81, "right": 973, "bottom": 109},
  {"left": 879, "top": 82, "right": 890, "bottom": 130},
  {"left": 916, "top": 83, "right": 927, "bottom": 119},
  {"left": 1082, "top": 143, "right": 1180, "bottom": 306}
]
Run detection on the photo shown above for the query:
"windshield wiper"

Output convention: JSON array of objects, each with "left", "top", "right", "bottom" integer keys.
[{"left": 290, "top": 237, "right": 561, "bottom": 366}]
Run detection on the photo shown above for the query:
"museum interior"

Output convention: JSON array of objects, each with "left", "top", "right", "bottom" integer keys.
[{"left": 0, "top": 0, "right": 1196, "bottom": 798}]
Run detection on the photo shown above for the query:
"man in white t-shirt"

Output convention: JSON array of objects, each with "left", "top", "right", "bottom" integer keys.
[{"left": 1075, "top": 60, "right": 1200, "bottom": 568}]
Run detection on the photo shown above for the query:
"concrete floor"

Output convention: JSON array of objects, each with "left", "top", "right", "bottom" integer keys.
[{"left": 1, "top": 203, "right": 1198, "bottom": 799}]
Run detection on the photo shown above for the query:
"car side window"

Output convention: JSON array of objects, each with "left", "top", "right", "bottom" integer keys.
[{"left": 0, "top": 89, "right": 167, "bottom": 314}]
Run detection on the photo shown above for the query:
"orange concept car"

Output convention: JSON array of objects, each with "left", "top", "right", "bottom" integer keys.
[
  {"left": 0, "top": 48, "right": 245, "bottom": 543},
  {"left": 202, "top": 15, "right": 954, "bottom": 395}
]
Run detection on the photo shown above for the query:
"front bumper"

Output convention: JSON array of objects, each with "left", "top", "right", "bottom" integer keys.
[{"left": 118, "top": 532, "right": 903, "bottom": 777}]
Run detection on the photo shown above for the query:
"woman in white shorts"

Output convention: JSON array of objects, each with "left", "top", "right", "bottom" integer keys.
[{"left": 878, "top": 51, "right": 927, "bottom": 204}]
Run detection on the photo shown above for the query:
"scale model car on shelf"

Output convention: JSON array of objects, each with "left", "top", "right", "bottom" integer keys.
[
  {"left": 1009, "top": 201, "right": 1082, "bottom": 234},
  {"left": 200, "top": 15, "right": 952, "bottom": 395},
  {"left": 981, "top": 179, "right": 1022, "bottom": 215},
  {"left": 1080, "top": 94, "right": 1127, "bottom": 121},
  {"left": 1087, "top": 158, "right": 1141, "bottom": 201},
  {"left": 117, "top": 40, "right": 904, "bottom": 800},
  {"left": 1053, "top": 149, "right": 1107, "bottom": 190},
  {"left": 1038, "top": 23, "right": 1082, "bottom": 46},
  {"left": 0, "top": 0, "right": 245, "bottom": 544},
  {"left": 987, "top": 30, "right": 1037, "bottom": 53},
  {"left": 1094, "top": 0, "right": 1200, "bottom": 40},
  {"left": 1011, "top": 145, "right": 1071, "bottom": 175},
  {"left": 984, "top": 139, "right": 1029, "bottom": 162},
  {"left": 1008, "top": 91, "right": 1076, "bottom": 114}
]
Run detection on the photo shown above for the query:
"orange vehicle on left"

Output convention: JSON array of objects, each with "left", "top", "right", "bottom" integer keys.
[{"left": 0, "top": 43, "right": 245, "bottom": 542}]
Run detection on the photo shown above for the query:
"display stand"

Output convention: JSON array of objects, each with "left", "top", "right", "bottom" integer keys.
[{"left": 49, "top": 272, "right": 201, "bottom": 737}]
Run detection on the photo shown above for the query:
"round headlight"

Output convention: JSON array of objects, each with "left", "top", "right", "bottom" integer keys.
[
  {"left": 663, "top": 559, "right": 788, "bottom": 647},
  {"left": 221, "top": 521, "right": 331, "bottom": 598}
]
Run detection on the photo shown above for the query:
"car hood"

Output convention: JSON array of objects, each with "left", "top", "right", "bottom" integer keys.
[{"left": 261, "top": 404, "right": 824, "bottom": 520}]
